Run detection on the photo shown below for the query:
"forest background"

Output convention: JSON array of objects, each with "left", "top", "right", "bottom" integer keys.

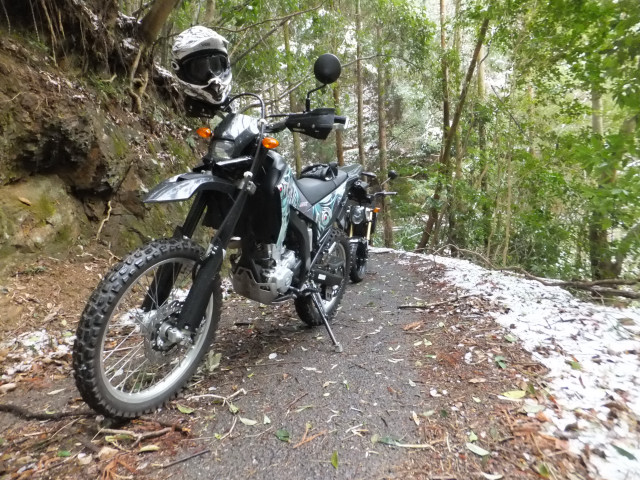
[{"left": 0, "top": 0, "right": 638, "bottom": 291}]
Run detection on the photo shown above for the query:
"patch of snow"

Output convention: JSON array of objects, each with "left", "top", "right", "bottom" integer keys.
[
  {"left": 121, "top": 38, "right": 137, "bottom": 51},
  {"left": 154, "top": 65, "right": 173, "bottom": 79},
  {"left": 1, "top": 329, "right": 74, "bottom": 380},
  {"left": 379, "top": 247, "right": 640, "bottom": 480}
]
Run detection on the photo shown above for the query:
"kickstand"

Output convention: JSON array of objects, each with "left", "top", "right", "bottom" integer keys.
[{"left": 310, "top": 292, "right": 343, "bottom": 353}]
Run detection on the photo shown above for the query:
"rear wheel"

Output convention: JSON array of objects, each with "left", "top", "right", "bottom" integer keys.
[
  {"left": 295, "top": 231, "right": 351, "bottom": 326},
  {"left": 73, "top": 238, "right": 221, "bottom": 418}
]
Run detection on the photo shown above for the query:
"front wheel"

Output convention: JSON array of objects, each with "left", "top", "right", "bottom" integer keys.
[
  {"left": 73, "top": 238, "right": 221, "bottom": 418},
  {"left": 349, "top": 240, "right": 368, "bottom": 283},
  {"left": 295, "top": 230, "right": 351, "bottom": 326}
]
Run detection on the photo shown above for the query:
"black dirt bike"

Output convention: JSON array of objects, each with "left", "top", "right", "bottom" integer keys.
[
  {"left": 73, "top": 54, "right": 369, "bottom": 418},
  {"left": 345, "top": 171, "right": 397, "bottom": 282}
]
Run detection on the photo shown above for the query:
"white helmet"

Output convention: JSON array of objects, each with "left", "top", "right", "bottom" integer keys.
[{"left": 171, "top": 26, "right": 232, "bottom": 106}]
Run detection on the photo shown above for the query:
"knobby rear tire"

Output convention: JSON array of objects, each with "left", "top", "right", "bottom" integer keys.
[
  {"left": 295, "top": 231, "right": 351, "bottom": 327},
  {"left": 73, "top": 238, "right": 221, "bottom": 419}
]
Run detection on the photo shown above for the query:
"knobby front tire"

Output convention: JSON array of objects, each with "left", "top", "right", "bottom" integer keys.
[
  {"left": 73, "top": 238, "right": 221, "bottom": 418},
  {"left": 349, "top": 241, "right": 367, "bottom": 283}
]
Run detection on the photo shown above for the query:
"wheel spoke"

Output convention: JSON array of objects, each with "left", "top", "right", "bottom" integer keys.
[{"left": 106, "top": 343, "right": 144, "bottom": 381}]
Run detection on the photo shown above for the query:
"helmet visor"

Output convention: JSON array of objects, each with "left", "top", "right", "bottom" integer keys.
[{"left": 180, "top": 53, "right": 229, "bottom": 86}]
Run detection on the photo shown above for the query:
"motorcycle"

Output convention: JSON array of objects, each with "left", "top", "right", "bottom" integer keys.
[
  {"left": 72, "top": 54, "right": 364, "bottom": 418},
  {"left": 345, "top": 171, "right": 397, "bottom": 282}
]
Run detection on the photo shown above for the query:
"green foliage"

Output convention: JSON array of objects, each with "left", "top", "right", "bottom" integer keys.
[{"left": 135, "top": 0, "right": 639, "bottom": 281}]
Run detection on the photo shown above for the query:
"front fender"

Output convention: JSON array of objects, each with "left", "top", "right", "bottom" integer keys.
[{"left": 144, "top": 172, "right": 236, "bottom": 203}]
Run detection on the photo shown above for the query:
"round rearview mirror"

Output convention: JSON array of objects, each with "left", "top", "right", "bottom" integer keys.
[
  {"left": 314, "top": 54, "right": 341, "bottom": 85},
  {"left": 388, "top": 170, "right": 398, "bottom": 180}
]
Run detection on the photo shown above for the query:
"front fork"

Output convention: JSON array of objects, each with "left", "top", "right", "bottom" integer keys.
[{"left": 176, "top": 171, "right": 257, "bottom": 334}]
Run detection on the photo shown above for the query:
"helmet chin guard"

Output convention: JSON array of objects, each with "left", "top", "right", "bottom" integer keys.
[{"left": 172, "top": 26, "right": 232, "bottom": 106}]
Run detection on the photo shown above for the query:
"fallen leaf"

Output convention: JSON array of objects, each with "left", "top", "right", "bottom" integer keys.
[
  {"left": 47, "top": 388, "right": 65, "bottom": 395},
  {"left": 411, "top": 411, "right": 420, "bottom": 426},
  {"left": 275, "top": 429, "right": 290, "bottom": 442},
  {"left": 537, "top": 462, "right": 551, "bottom": 478},
  {"left": 468, "top": 431, "right": 478, "bottom": 442},
  {"left": 472, "top": 396, "right": 482, "bottom": 403},
  {"left": 522, "top": 404, "right": 545, "bottom": 414},
  {"left": 504, "top": 334, "right": 517, "bottom": 343},
  {"left": 239, "top": 417, "right": 257, "bottom": 426},
  {"left": 387, "top": 358, "right": 404, "bottom": 363},
  {"left": 377, "top": 435, "right": 400, "bottom": 446},
  {"left": 263, "top": 415, "right": 271, "bottom": 425},
  {"left": 466, "top": 442, "right": 490, "bottom": 456},
  {"left": 228, "top": 402, "right": 239, "bottom": 414},
  {"left": 612, "top": 444, "right": 636, "bottom": 460},
  {"left": 77, "top": 453, "right": 92, "bottom": 466},
  {"left": 0, "top": 383, "right": 17, "bottom": 394},
  {"left": 331, "top": 450, "right": 339, "bottom": 469},
  {"left": 536, "top": 412, "right": 551, "bottom": 423},
  {"left": 205, "top": 352, "right": 221, "bottom": 372},
  {"left": 403, "top": 321, "right": 422, "bottom": 331},
  {"left": 139, "top": 445, "right": 160, "bottom": 453},
  {"left": 469, "top": 378, "right": 487, "bottom": 384},
  {"left": 18, "top": 197, "right": 32, "bottom": 206},
  {"left": 501, "top": 390, "right": 526, "bottom": 400},
  {"left": 97, "top": 447, "right": 118, "bottom": 461},
  {"left": 57, "top": 450, "right": 71, "bottom": 458},
  {"left": 567, "top": 360, "right": 582, "bottom": 370},
  {"left": 105, "top": 434, "right": 134, "bottom": 444},
  {"left": 177, "top": 404, "right": 195, "bottom": 414},
  {"left": 494, "top": 356, "right": 507, "bottom": 369},
  {"left": 481, "top": 473, "right": 503, "bottom": 480}
]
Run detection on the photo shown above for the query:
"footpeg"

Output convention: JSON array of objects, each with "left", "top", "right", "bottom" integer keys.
[{"left": 310, "top": 292, "right": 343, "bottom": 353}]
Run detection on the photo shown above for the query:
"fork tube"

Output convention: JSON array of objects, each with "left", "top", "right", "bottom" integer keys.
[{"left": 174, "top": 192, "right": 207, "bottom": 239}]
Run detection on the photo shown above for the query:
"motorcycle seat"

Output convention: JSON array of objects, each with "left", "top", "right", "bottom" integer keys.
[{"left": 295, "top": 170, "right": 348, "bottom": 204}]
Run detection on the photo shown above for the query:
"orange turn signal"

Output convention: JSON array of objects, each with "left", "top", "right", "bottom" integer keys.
[
  {"left": 196, "top": 127, "right": 212, "bottom": 138},
  {"left": 262, "top": 137, "right": 280, "bottom": 149},
  {"left": 373, "top": 207, "right": 381, "bottom": 213}
]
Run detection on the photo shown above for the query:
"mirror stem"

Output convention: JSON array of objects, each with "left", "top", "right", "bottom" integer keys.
[{"left": 305, "top": 84, "right": 327, "bottom": 111}]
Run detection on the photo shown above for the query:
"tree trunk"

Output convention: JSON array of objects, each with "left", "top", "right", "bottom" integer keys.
[
  {"left": 139, "top": 0, "right": 180, "bottom": 47},
  {"left": 447, "top": 0, "right": 463, "bottom": 254},
  {"left": 283, "top": 20, "right": 303, "bottom": 176},
  {"left": 377, "top": 44, "right": 393, "bottom": 247},
  {"left": 477, "top": 44, "right": 491, "bottom": 250},
  {"left": 501, "top": 150, "right": 513, "bottom": 265},
  {"left": 202, "top": 0, "right": 216, "bottom": 26},
  {"left": 417, "top": 18, "right": 490, "bottom": 251},
  {"left": 440, "top": 0, "right": 450, "bottom": 146},
  {"left": 355, "top": 0, "right": 366, "bottom": 166},
  {"left": 587, "top": 89, "right": 615, "bottom": 279}
]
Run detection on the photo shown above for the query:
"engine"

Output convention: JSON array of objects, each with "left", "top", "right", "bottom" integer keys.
[{"left": 230, "top": 243, "right": 300, "bottom": 304}]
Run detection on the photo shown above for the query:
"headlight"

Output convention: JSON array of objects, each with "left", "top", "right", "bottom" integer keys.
[
  {"left": 349, "top": 206, "right": 366, "bottom": 225},
  {"left": 212, "top": 140, "right": 235, "bottom": 160}
]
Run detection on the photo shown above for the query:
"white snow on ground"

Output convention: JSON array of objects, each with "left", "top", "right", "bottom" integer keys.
[
  {"left": 1, "top": 330, "right": 75, "bottom": 380},
  {"left": 376, "top": 248, "right": 640, "bottom": 480}
]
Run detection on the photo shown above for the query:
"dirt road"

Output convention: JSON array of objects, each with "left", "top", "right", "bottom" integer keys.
[{"left": 0, "top": 249, "right": 586, "bottom": 479}]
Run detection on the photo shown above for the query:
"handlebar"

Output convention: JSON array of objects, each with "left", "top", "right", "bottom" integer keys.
[
  {"left": 265, "top": 112, "right": 350, "bottom": 135},
  {"left": 374, "top": 191, "right": 397, "bottom": 197}
]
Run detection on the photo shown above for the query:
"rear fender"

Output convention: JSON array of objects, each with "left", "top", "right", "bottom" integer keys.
[{"left": 144, "top": 172, "right": 236, "bottom": 203}]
